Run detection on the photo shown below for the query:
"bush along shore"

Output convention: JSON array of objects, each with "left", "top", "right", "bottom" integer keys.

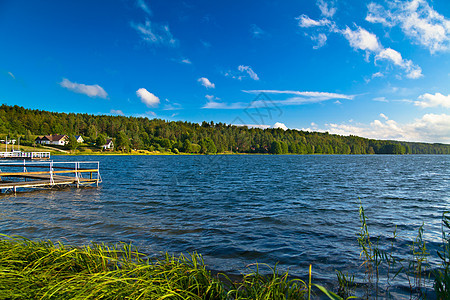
[{"left": 1, "top": 207, "right": 449, "bottom": 299}]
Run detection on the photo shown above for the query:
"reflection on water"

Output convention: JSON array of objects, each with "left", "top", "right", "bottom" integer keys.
[{"left": 0, "top": 154, "right": 449, "bottom": 297}]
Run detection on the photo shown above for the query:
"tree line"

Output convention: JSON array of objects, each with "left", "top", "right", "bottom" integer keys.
[{"left": 0, "top": 104, "right": 449, "bottom": 154}]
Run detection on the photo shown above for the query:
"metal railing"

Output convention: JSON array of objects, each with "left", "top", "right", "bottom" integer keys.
[{"left": 0, "top": 152, "right": 51, "bottom": 159}]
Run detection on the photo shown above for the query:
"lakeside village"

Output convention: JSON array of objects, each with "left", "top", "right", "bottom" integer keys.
[{"left": 0, "top": 134, "right": 114, "bottom": 157}]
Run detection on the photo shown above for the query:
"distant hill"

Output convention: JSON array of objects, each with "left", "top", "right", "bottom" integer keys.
[{"left": 0, "top": 104, "right": 449, "bottom": 154}]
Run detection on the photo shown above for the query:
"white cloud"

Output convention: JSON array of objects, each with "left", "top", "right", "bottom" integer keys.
[
  {"left": 322, "top": 113, "right": 450, "bottom": 143},
  {"left": 366, "top": 0, "right": 450, "bottom": 53},
  {"left": 312, "top": 33, "right": 328, "bottom": 49},
  {"left": 136, "top": 88, "right": 160, "bottom": 107},
  {"left": 334, "top": 100, "right": 342, "bottom": 104},
  {"left": 131, "top": 20, "right": 177, "bottom": 47},
  {"left": 198, "top": 77, "right": 215, "bottom": 89},
  {"left": 297, "top": 15, "right": 330, "bottom": 28},
  {"left": 342, "top": 26, "right": 381, "bottom": 52},
  {"left": 243, "top": 89, "right": 354, "bottom": 100},
  {"left": 415, "top": 93, "right": 450, "bottom": 108},
  {"left": 238, "top": 65, "right": 259, "bottom": 81},
  {"left": 366, "top": 3, "right": 394, "bottom": 27},
  {"left": 273, "top": 122, "right": 288, "bottom": 130},
  {"left": 181, "top": 58, "right": 192, "bottom": 64},
  {"left": 375, "top": 48, "right": 423, "bottom": 78},
  {"left": 297, "top": 3, "right": 423, "bottom": 79},
  {"left": 317, "top": 0, "right": 336, "bottom": 18},
  {"left": 339, "top": 26, "right": 422, "bottom": 79},
  {"left": 110, "top": 109, "right": 125, "bottom": 116},
  {"left": 7, "top": 72, "right": 15, "bottom": 79},
  {"left": 137, "top": 0, "right": 151, "bottom": 15},
  {"left": 60, "top": 78, "right": 108, "bottom": 99},
  {"left": 380, "top": 113, "right": 389, "bottom": 120}
]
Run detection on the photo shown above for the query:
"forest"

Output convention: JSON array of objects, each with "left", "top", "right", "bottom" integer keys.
[{"left": 0, "top": 104, "right": 449, "bottom": 154}]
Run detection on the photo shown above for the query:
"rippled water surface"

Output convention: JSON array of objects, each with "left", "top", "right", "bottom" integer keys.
[{"left": 1, "top": 155, "right": 449, "bottom": 297}]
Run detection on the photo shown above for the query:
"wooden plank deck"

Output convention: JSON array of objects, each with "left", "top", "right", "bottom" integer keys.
[{"left": 0, "top": 161, "right": 101, "bottom": 193}]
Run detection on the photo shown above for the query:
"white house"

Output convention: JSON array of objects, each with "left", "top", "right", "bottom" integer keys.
[
  {"left": 102, "top": 138, "right": 114, "bottom": 150},
  {"left": 74, "top": 135, "right": 84, "bottom": 143},
  {"left": 35, "top": 135, "right": 69, "bottom": 146}
]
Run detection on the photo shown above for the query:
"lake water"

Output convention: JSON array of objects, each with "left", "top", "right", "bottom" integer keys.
[{"left": 1, "top": 155, "right": 449, "bottom": 298}]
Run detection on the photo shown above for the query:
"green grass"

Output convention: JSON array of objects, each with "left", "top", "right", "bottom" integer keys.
[{"left": 0, "top": 234, "right": 313, "bottom": 300}]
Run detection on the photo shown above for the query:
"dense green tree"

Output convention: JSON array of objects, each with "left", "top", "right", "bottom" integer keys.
[
  {"left": 271, "top": 141, "right": 282, "bottom": 154},
  {"left": 0, "top": 104, "right": 448, "bottom": 155},
  {"left": 67, "top": 135, "right": 78, "bottom": 151},
  {"left": 96, "top": 134, "right": 107, "bottom": 147},
  {"left": 115, "top": 131, "right": 130, "bottom": 152}
]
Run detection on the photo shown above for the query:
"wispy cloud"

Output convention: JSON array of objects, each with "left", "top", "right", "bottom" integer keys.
[
  {"left": 366, "top": 0, "right": 450, "bottom": 54},
  {"left": 415, "top": 93, "right": 450, "bottom": 108},
  {"left": 250, "top": 24, "right": 267, "bottom": 38},
  {"left": 163, "top": 98, "right": 183, "bottom": 110},
  {"left": 203, "top": 89, "right": 354, "bottom": 110},
  {"left": 238, "top": 65, "right": 259, "bottom": 80},
  {"left": 136, "top": 0, "right": 151, "bottom": 15},
  {"left": 372, "top": 72, "right": 384, "bottom": 78},
  {"left": 198, "top": 77, "right": 215, "bottom": 89},
  {"left": 311, "top": 33, "right": 327, "bottom": 49},
  {"left": 373, "top": 96, "right": 389, "bottom": 102},
  {"left": 7, "top": 72, "right": 15, "bottom": 80},
  {"left": 202, "top": 100, "right": 245, "bottom": 109},
  {"left": 243, "top": 90, "right": 354, "bottom": 100},
  {"left": 60, "top": 78, "right": 108, "bottom": 99},
  {"left": 131, "top": 0, "right": 177, "bottom": 47},
  {"left": 136, "top": 88, "right": 160, "bottom": 107},
  {"left": 131, "top": 20, "right": 177, "bottom": 47},
  {"left": 317, "top": 0, "right": 337, "bottom": 18},
  {"left": 181, "top": 58, "right": 192, "bottom": 64},
  {"left": 297, "top": 15, "right": 331, "bottom": 28},
  {"left": 225, "top": 65, "right": 260, "bottom": 81}
]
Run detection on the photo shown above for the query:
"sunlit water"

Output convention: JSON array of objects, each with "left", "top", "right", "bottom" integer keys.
[{"left": 1, "top": 155, "right": 449, "bottom": 298}]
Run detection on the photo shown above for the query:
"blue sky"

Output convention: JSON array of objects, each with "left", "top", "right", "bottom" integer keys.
[{"left": 1, "top": 0, "right": 450, "bottom": 143}]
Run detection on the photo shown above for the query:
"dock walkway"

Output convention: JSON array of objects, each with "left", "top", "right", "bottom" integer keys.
[{"left": 0, "top": 161, "right": 101, "bottom": 193}]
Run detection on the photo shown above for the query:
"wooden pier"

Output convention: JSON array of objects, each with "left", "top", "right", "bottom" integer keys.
[{"left": 0, "top": 161, "right": 101, "bottom": 193}]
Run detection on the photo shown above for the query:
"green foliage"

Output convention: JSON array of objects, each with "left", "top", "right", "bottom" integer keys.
[
  {"left": 0, "top": 104, "right": 449, "bottom": 155},
  {"left": 96, "top": 134, "right": 107, "bottom": 147},
  {"left": 115, "top": 131, "right": 130, "bottom": 152},
  {"left": 408, "top": 223, "right": 429, "bottom": 293},
  {"left": 271, "top": 141, "right": 282, "bottom": 154},
  {"left": 336, "top": 270, "right": 355, "bottom": 299},
  {"left": 66, "top": 135, "right": 78, "bottom": 151}
]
